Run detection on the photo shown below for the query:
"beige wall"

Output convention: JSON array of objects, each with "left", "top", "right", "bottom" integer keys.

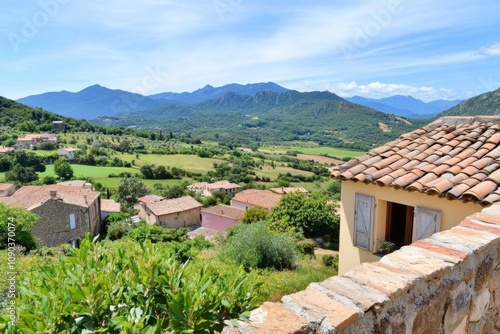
[
  {"left": 157, "top": 207, "right": 201, "bottom": 228},
  {"left": 338, "top": 181, "right": 483, "bottom": 275}
]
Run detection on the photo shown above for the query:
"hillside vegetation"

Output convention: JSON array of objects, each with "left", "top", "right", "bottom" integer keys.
[{"left": 438, "top": 87, "right": 500, "bottom": 117}]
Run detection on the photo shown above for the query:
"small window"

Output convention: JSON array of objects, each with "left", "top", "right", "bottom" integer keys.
[
  {"left": 69, "top": 214, "right": 76, "bottom": 229},
  {"left": 385, "top": 202, "right": 414, "bottom": 249}
]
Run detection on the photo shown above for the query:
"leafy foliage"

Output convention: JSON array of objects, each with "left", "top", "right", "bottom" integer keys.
[
  {"left": 239, "top": 206, "right": 269, "bottom": 224},
  {"left": 115, "top": 177, "right": 148, "bottom": 209},
  {"left": 219, "top": 221, "right": 298, "bottom": 270},
  {"left": 269, "top": 192, "right": 339, "bottom": 238},
  {"left": 127, "top": 223, "right": 189, "bottom": 244},
  {"left": 0, "top": 203, "right": 38, "bottom": 251},
  {"left": 53, "top": 158, "right": 74, "bottom": 180},
  {"left": 0, "top": 235, "right": 261, "bottom": 333}
]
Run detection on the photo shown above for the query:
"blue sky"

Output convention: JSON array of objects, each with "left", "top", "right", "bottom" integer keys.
[{"left": 1, "top": 0, "right": 500, "bottom": 101}]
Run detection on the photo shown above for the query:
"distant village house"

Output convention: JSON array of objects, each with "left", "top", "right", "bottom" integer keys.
[
  {"left": 0, "top": 185, "right": 101, "bottom": 247},
  {"left": 270, "top": 187, "right": 309, "bottom": 196},
  {"left": 52, "top": 120, "right": 66, "bottom": 132},
  {"left": 57, "top": 147, "right": 78, "bottom": 161},
  {"left": 15, "top": 133, "right": 57, "bottom": 149},
  {"left": 0, "top": 146, "right": 14, "bottom": 154},
  {"left": 100, "top": 199, "right": 122, "bottom": 221},
  {"left": 201, "top": 204, "right": 244, "bottom": 231},
  {"left": 230, "top": 189, "right": 282, "bottom": 210},
  {"left": 135, "top": 195, "right": 203, "bottom": 228},
  {"left": 187, "top": 180, "right": 241, "bottom": 196}
]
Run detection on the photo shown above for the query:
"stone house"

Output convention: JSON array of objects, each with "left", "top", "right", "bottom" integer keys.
[
  {"left": 0, "top": 146, "right": 14, "bottom": 154},
  {"left": 135, "top": 195, "right": 203, "bottom": 228},
  {"left": 57, "top": 179, "right": 94, "bottom": 190},
  {"left": 52, "top": 120, "right": 65, "bottom": 132},
  {"left": 57, "top": 147, "right": 78, "bottom": 160},
  {"left": 187, "top": 180, "right": 241, "bottom": 196},
  {"left": 15, "top": 133, "right": 57, "bottom": 149},
  {"left": 230, "top": 189, "right": 282, "bottom": 210},
  {"left": 201, "top": 204, "right": 244, "bottom": 231},
  {"left": 0, "top": 183, "right": 15, "bottom": 197},
  {"left": 0, "top": 185, "right": 101, "bottom": 247},
  {"left": 330, "top": 116, "right": 500, "bottom": 275}
]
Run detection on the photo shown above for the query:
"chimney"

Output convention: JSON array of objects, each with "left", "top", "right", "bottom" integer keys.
[{"left": 49, "top": 189, "right": 57, "bottom": 199}]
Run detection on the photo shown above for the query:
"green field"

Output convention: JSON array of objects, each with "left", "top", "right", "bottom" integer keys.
[
  {"left": 115, "top": 154, "right": 224, "bottom": 173},
  {"left": 255, "top": 165, "right": 315, "bottom": 179},
  {"left": 259, "top": 145, "right": 365, "bottom": 158}
]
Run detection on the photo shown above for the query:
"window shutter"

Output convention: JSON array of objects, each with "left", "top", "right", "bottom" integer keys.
[
  {"left": 354, "top": 194, "right": 375, "bottom": 251},
  {"left": 412, "top": 207, "right": 441, "bottom": 242}
]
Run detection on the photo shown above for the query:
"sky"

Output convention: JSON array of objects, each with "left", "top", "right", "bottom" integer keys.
[{"left": 1, "top": 0, "right": 500, "bottom": 102}]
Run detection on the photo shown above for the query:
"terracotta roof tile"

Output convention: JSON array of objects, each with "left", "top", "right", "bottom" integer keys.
[
  {"left": 331, "top": 116, "right": 500, "bottom": 206},
  {"left": 147, "top": 196, "right": 202, "bottom": 216}
]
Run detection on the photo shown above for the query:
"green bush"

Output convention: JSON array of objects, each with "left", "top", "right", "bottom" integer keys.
[
  {"left": 219, "top": 221, "right": 298, "bottom": 271},
  {"left": 127, "top": 223, "right": 189, "bottom": 243},
  {"left": 297, "top": 239, "right": 317, "bottom": 257},
  {"left": 322, "top": 254, "right": 338, "bottom": 267},
  {"left": 106, "top": 221, "right": 130, "bottom": 241},
  {"left": 0, "top": 235, "right": 261, "bottom": 333}
]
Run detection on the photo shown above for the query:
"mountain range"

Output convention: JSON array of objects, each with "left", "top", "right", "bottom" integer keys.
[
  {"left": 345, "top": 95, "right": 461, "bottom": 118},
  {"left": 17, "top": 82, "right": 460, "bottom": 121}
]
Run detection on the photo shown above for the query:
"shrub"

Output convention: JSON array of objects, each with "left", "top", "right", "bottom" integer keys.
[
  {"left": 127, "top": 223, "right": 189, "bottom": 243},
  {"left": 322, "top": 254, "right": 338, "bottom": 267},
  {"left": 0, "top": 235, "right": 261, "bottom": 333},
  {"left": 297, "top": 239, "right": 317, "bottom": 257},
  {"left": 219, "top": 221, "right": 298, "bottom": 271},
  {"left": 106, "top": 221, "right": 130, "bottom": 241}
]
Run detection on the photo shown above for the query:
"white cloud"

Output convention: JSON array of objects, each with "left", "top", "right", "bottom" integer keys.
[
  {"left": 478, "top": 43, "right": 500, "bottom": 56},
  {"left": 324, "top": 82, "right": 472, "bottom": 101}
]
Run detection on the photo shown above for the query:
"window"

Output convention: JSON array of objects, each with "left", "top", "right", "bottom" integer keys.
[
  {"left": 353, "top": 193, "right": 375, "bottom": 251},
  {"left": 386, "top": 202, "right": 441, "bottom": 248},
  {"left": 385, "top": 202, "right": 414, "bottom": 248},
  {"left": 69, "top": 214, "right": 76, "bottom": 229}
]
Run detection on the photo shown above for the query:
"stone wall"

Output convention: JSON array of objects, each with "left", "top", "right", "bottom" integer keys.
[{"left": 226, "top": 205, "right": 500, "bottom": 334}]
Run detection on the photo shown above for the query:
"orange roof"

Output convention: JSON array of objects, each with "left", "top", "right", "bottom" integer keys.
[
  {"left": 0, "top": 146, "right": 14, "bottom": 153},
  {"left": 0, "top": 185, "right": 100, "bottom": 210},
  {"left": 101, "top": 199, "right": 121, "bottom": 213},
  {"left": 0, "top": 183, "right": 14, "bottom": 191},
  {"left": 146, "top": 196, "right": 202, "bottom": 216},
  {"left": 331, "top": 116, "right": 500, "bottom": 206},
  {"left": 232, "top": 189, "right": 282, "bottom": 209},
  {"left": 207, "top": 180, "right": 241, "bottom": 190},
  {"left": 137, "top": 194, "right": 164, "bottom": 203},
  {"left": 201, "top": 204, "right": 244, "bottom": 220},
  {"left": 270, "top": 187, "right": 309, "bottom": 195}
]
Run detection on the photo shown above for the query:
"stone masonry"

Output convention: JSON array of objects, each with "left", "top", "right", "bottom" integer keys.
[{"left": 224, "top": 204, "right": 500, "bottom": 334}]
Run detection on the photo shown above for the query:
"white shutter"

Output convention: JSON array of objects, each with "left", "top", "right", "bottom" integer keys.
[
  {"left": 412, "top": 207, "right": 441, "bottom": 242},
  {"left": 69, "top": 214, "right": 76, "bottom": 230},
  {"left": 354, "top": 194, "right": 375, "bottom": 251}
]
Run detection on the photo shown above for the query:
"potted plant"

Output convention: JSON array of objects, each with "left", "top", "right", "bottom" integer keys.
[{"left": 378, "top": 240, "right": 396, "bottom": 254}]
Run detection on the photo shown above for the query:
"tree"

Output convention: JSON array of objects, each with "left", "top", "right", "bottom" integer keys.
[
  {"left": 269, "top": 192, "right": 339, "bottom": 238},
  {"left": 240, "top": 206, "right": 269, "bottom": 224},
  {"left": 5, "top": 164, "right": 39, "bottom": 184},
  {"left": 140, "top": 164, "right": 155, "bottom": 179},
  {"left": 0, "top": 203, "right": 38, "bottom": 250},
  {"left": 116, "top": 177, "right": 148, "bottom": 208},
  {"left": 54, "top": 158, "right": 74, "bottom": 180}
]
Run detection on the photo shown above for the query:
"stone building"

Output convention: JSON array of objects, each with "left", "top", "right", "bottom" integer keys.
[
  {"left": 0, "top": 185, "right": 101, "bottom": 247},
  {"left": 201, "top": 204, "right": 244, "bottom": 231},
  {"left": 230, "top": 189, "right": 282, "bottom": 210},
  {"left": 135, "top": 195, "right": 203, "bottom": 228}
]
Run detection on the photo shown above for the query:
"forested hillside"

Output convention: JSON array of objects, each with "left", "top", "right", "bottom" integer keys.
[{"left": 95, "top": 90, "right": 426, "bottom": 150}]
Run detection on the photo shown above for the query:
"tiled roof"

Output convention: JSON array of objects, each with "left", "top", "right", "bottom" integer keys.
[
  {"left": 0, "top": 146, "right": 14, "bottom": 153},
  {"left": 330, "top": 116, "right": 500, "bottom": 206},
  {"left": 270, "top": 187, "right": 309, "bottom": 195},
  {"left": 0, "top": 183, "right": 14, "bottom": 192},
  {"left": 232, "top": 189, "right": 282, "bottom": 209},
  {"left": 146, "top": 196, "right": 203, "bottom": 216},
  {"left": 137, "top": 194, "right": 164, "bottom": 203},
  {"left": 207, "top": 180, "right": 241, "bottom": 190},
  {"left": 101, "top": 199, "right": 121, "bottom": 213},
  {"left": 201, "top": 204, "right": 244, "bottom": 219},
  {"left": 0, "top": 185, "right": 100, "bottom": 210}
]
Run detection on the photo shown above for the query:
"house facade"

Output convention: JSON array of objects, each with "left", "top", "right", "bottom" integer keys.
[
  {"left": 270, "top": 187, "right": 309, "bottom": 196},
  {"left": 331, "top": 116, "right": 500, "bottom": 275},
  {"left": 15, "top": 133, "right": 57, "bottom": 149},
  {"left": 136, "top": 195, "right": 203, "bottom": 228},
  {"left": 187, "top": 180, "right": 241, "bottom": 196},
  {"left": 230, "top": 189, "right": 282, "bottom": 210},
  {"left": 0, "top": 185, "right": 101, "bottom": 247},
  {"left": 57, "top": 147, "right": 78, "bottom": 160},
  {"left": 100, "top": 199, "right": 121, "bottom": 221},
  {"left": 201, "top": 204, "right": 244, "bottom": 231}
]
